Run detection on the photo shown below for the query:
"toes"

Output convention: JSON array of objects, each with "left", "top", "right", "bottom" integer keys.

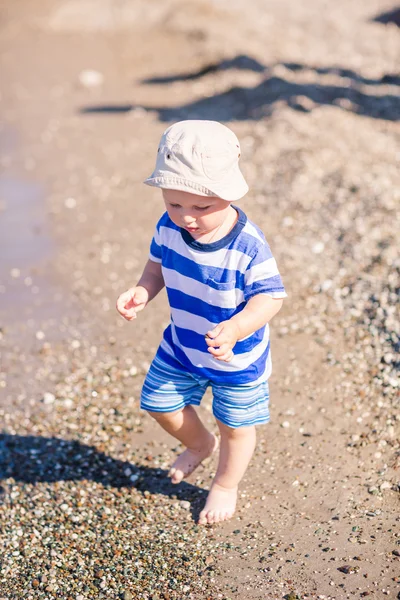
[
  {"left": 198, "top": 511, "right": 207, "bottom": 525},
  {"left": 198, "top": 509, "right": 232, "bottom": 525},
  {"left": 170, "top": 470, "right": 184, "bottom": 484},
  {"left": 213, "top": 511, "right": 223, "bottom": 523},
  {"left": 207, "top": 510, "right": 217, "bottom": 524}
]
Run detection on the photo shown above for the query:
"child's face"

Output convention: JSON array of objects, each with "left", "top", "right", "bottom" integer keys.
[{"left": 162, "top": 189, "right": 231, "bottom": 239}]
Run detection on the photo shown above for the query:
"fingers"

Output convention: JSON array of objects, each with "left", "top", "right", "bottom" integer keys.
[
  {"left": 208, "top": 344, "right": 234, "bottom": 362},
  {"left": 116, "top": 288, "right": 144, "bottom": 321},
  {"left": 116, "top": 292, "right": 133, "bottom": 318},
  {"left": 205, "top": 329, "right": 226, "bottom": 348},
  {"left": 206, "top": 323, "right": 224, "bottom": 340},
  {"left": 206, "top": 331, "right": 231, "bottom": 349}
]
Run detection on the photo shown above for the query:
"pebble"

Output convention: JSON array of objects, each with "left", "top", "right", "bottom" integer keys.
[
  {"left": 1, "top": 5, "right": 399, "bottom": 600},
  {"left": 380, "top": 481, "right": 391, "bottom": 491},
  {"left": 64, "top": 197, "right": 77, "bottom": 209},
  {"left": 338, "top": 565, "right": 358, "bottom": 574},
  {"left": 312, "top": 242, "right": 325, "bottom": 254},
  {"left": 43, "top": 392, "right": 55, "bottom": 404},
  {"left": 78, "top": 69, "right": 104, "bottom": 87}
]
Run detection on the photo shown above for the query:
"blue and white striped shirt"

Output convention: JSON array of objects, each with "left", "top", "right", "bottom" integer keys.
[{"left": 149, "top": 207, "right": 287, "bottom": 385}]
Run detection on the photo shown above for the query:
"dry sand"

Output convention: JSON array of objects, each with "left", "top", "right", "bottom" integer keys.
[{"left": 0, "top": 1, "right": 399, "bottom": 598}]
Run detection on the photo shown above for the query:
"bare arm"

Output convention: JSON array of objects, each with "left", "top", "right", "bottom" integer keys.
[
  {"left": 136, "top": 259, "right": 165, "bottom": 302},
  {"left": 229, "top": 294, "right": 283, "bottom": 340}
]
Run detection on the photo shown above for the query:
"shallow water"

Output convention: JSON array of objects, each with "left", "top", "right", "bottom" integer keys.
[
  {"left": 0, "top": 175, "right": 53, "bottom": 314},
  {"left": 0, "top": 176, "right": 51, "bottom": 271}
]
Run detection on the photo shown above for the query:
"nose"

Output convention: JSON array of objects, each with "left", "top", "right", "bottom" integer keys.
[{"left": 182, "top": 215, "right": 195, "bottom": 225}]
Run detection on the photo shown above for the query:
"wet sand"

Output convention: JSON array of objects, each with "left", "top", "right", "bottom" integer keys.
[{"left": 0, "top": 1, "right": 399, "bottom": 598}]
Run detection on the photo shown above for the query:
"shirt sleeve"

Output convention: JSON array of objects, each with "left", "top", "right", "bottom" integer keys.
[
  {"left": 149, "top": 221, "right": 162, "bottom": 263},
  {"left": 244, "top": 242, "right": 287, "bottom": 301}
]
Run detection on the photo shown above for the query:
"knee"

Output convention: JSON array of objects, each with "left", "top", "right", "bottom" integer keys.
[
  {"left": 217, "top": 420, "right": 255, "bottom": 440},
  {"left": 147, "top": 409, "right": 181, "bottom": 423},
  {"left": 147, "top": 410, "right": 166, "bottom": 422}
]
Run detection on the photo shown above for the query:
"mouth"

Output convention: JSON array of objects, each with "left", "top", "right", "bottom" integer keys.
[{"left": 185, "top": 226, "right": 199, "bottom": 233}]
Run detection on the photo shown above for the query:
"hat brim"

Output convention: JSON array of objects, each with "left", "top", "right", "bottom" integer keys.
[{"left": 144, "top": 172, "right": 248, "bottom": 202}]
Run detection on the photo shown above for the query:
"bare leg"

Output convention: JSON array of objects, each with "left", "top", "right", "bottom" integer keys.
[
  {"left": 198, "top": 420, "right": 256, "bottom": 525},
  {"left": 148, "top": 405, "right": 218, "bottom": 484}
]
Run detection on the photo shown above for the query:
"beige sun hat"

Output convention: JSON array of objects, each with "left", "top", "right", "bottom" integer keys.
[{"left": 144, "top": 120, "right": 249, "bottom": 201}]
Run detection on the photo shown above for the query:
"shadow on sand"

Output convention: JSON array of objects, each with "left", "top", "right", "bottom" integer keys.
[
  {"left": 0, "top": 433, "right": 207, "bottom": 520},
  {"left": 372, "top": 6, "right": 400, "bottom": 27},
  {"left": 79, "top": 56, "right": 400, "bottom": 123}
]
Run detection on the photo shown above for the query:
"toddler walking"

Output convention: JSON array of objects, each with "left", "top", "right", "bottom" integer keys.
[{"left": 116, "top": 121, "right": 286, "bottom": 525}]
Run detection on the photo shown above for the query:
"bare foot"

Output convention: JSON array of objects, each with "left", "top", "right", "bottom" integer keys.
[
  {"left": 198, "top": 482, "right": 237, "bottom": 525},
  {"left": 168, "top": 433, "right": 219, "bottom": 484}
]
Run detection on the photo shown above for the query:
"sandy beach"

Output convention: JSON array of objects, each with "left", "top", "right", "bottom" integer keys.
[{"left": 0, "top": 1, "right": 399, "bottom": 598}]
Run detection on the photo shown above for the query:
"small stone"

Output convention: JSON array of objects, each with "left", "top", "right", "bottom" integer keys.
[
  {"left": 36, "top": 330, "right": 45, "bottom": 340},
  {"left": 338, "top": 565, "right": 354, "bottom": 574},
  {"left": 79, "top": 69, "right": 104, "bottom": 87},
  {"left": 10, "top": 268, "right": 21, "bottom": 278},
  {"left": 380, "top": 481, "right": 391, "bottom": 491},
  {"left": 282, "top": 216, "right": 293, "bottom": 227},
  {"left": 281, "top": 421, "right": 290, "bottom": 428},
  {"left": 120, "top": 592, "right": 133, "bottom": 600},
  {"left": 180, "top": 501, "right": 190, "bottom": 510},
  {"left": 312, "top": 242, "right": 325, "bottom": 254},
  {"left": 64, "top": 197, "right": 77, "bottom": 209},
  {"left": 321, "top": 279, "right": 333, "bottom": 291},
  {"left": 43, "top": 392, "right": 55, "bottom": 404}
]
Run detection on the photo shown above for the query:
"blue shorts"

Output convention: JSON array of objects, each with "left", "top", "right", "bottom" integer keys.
[{"left": 140, "top": 354, "right": 270, "bottom": 429}]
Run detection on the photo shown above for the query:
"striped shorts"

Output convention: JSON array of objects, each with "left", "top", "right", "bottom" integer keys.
[{"left": 140, "top": 354, "right": 270, "bottom": 429}]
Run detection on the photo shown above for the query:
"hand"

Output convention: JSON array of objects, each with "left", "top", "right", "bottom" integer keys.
[
  {"left": 205, "top": 320, "right": 240, "bottom": 362},
  {"left": 116, "top": 286, "right": 149, "bottom": 321}
]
